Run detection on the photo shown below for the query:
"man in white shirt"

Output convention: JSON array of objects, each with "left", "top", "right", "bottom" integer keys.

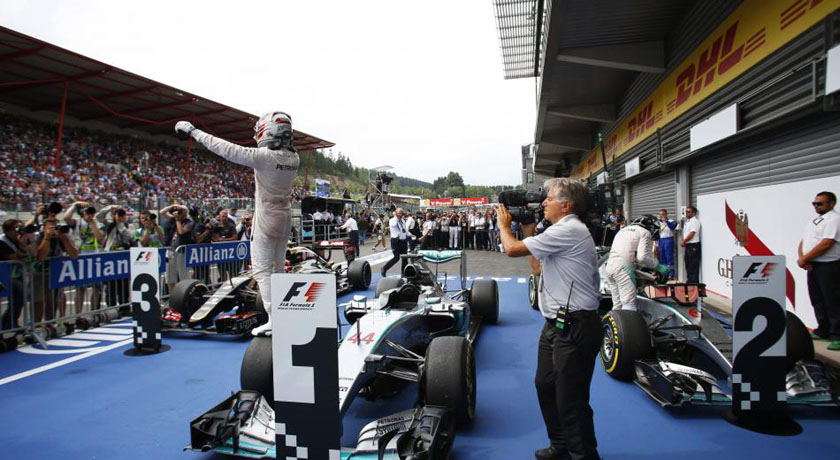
[
  {"left": 797, "top": 191, "right": 840, "bottom": 350},
  {"left": 382, "top": 208, "right": 409, "bottom": 277},
  {"left": 405, "top": 213, "right": 418, "bottom": 251},
  {"left": 498, "top": 178, "right": 602, "bottom": 460},
  {"left": 340, "top": 211, "right": 359, "bottom": 257},
  {"left": 681, "top": 206, "right": 702, "bottom": 283}
]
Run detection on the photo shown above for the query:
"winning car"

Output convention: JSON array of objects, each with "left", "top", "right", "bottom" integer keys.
[{"left": 187, "top": 249, "right": 499, "bottom": 459}]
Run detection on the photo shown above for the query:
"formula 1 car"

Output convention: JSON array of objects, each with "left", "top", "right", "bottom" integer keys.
[
  {"left": 164, "top": 275, "right": 267, "bottom": 335},
  {"left": 286, "top": 242, "right": 372, "bottom": 294},
  {"left": 598, "top": 264, "right": 838, "bottom": 408},
  {"left": 187, "top": 249, "right": 499, "bottom": 459}
]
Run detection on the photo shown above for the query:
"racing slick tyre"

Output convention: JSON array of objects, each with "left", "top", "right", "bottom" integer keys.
[
  {"left": 470, "top": 279, "right": 499, "bottom": 324},
  {"left": 169, "top": 279, "right": 209, "bottom": 321},
  {"left": 375, "top": 277, "right": 405, "bottom": 298},
  {"left": 528, "top": 273, "right": 539, "bottom": 311},
  {"left": 601, "top": 310, "right": 653, "bottom": 381},
  {"left": 348, "top": 259, "right": 372, "bottom": 290},
  {"left": 786, "top": 312, "right": 815, "bottom": 371},
  {"left": 422, "top": 336, "right": 476, "bottom": 426},
  {"left": 240, "top": 336, "right": 274, "bottom": 402}
]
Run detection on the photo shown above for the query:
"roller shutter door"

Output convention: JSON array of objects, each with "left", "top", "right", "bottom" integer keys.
[
  {"left": 629, "top": 172, "right": 677, "bottom": 219},
  {"left": 690, "top": 113, "right": 840, "bottom": 203}
]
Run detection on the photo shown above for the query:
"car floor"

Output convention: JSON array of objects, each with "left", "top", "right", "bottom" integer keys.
[{"left": 0, "top": 273, "right": 837, "bottom": 460}]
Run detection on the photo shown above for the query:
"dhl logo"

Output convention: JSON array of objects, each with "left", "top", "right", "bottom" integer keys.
[
  {"left": 781, "top": 0, "right": 825, "bottom": 30},
  {"left": 626, "top": 101, "right": 660, "bottom": 144}
]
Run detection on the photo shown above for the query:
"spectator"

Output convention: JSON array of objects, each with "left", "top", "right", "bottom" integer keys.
[
  {"left": 459, "top": 211, "right": 469, "bottom": 248},
  {"left": 797, "top": 191, "right": 840, "bottom": 351},
  {"left": 449, "top": 211, "right": 460, "bottom": 249},
  {"left": 681, "top": 206, "right": 701, "bottom": 283}
]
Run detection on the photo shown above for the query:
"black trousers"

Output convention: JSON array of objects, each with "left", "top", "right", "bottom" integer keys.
[
  {"left": 808, "top": 259, "right": 840, "bottom": 340},
  {"left": 465, "top": 230, "right": 474, "bottom": 249},
  {"left": 382, "top": 238, "right": 407, "bottom": 275},
  {"left": 348, "top": 230, "right": 359, "bottom": 257},
  {"left": 684, "top": 243, "right": 701, "bottom": 283},
  {"left": 535, "top": 312, "right": 601, "bottom": 460},
  {"left": 1, "top": 278, "right": 24, "bottom": 330}
]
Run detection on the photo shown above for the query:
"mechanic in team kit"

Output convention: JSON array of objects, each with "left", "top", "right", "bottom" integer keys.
[
  {"left": 604, "top": 214, "right": 669, "bottom": 312},
  {"left": 498, "top": 178, "right": 602, "bottom": 460},
  {"left": 176, "top": 112, "right": 299, "bottom": 337}
]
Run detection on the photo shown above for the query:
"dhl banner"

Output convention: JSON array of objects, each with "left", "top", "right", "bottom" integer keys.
[
  {"left": 572, "top": 0, "right": 840, "bottom": 179},
  {"left": 420, "top": 197, "right": 489, "bottom": 207}
]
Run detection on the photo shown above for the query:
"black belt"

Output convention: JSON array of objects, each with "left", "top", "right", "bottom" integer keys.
[{"left": 545, "top": 310, "right": 598, "bottom": 324}]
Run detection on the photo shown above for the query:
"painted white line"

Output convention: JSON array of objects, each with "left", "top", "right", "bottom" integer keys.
[
  {"left": 65, "top": 332, "right": 128, "bottom": 342},
  {"left": 39, "top": 338, "right": 100, "bottom": 348},
  {"left": 88, "top": 327, "right": 133, "bottom": 335},
  {"left": 0, "top": 338, "right": 132, "bottom": 386},
  {"left": 517, "top": 277, "right": 527, "bottom": 283}
]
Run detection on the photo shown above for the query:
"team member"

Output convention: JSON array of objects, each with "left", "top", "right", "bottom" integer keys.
[
  {"left": 657, "top": 209, "right": 677, "bottom": 279},
  {"left": 176, "top": 112, "right": 299, "bottom": 337},
  {"left": 340, "top": 211, "right": 360, "bottom": 257},
  {"left": 381, "top": 208, "right": 409, "bottom": 277},
  {"left": 604, "top": 215, "right": 667, "bottom": 312},
  {"left": 498, "top": 178, "right": 602, "bottom": 460},
  {"left": 681, "top": 206, "right": 702, "bottom": 283},
  {"left": 798, "top": 192, "right": 840, "bottom": 351}
]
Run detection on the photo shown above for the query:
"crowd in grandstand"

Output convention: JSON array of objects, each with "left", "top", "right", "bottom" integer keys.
[{"left": 0, "top": 114, "right": 259, "bottom": 210}]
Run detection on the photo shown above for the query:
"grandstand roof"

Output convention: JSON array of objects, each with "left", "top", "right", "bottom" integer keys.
[{"left": 0, "top": 26, "right": 335, "bottom": 150}]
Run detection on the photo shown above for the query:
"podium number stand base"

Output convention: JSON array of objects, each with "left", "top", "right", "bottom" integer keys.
[
  {"left": 722, "top": 408, "right": 802, "bottom": 436},
  {"left": 124, "top": 344, "right": 171, "bottom": 356}
]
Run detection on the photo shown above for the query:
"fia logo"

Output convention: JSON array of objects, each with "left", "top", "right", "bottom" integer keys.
[
  {"left": 278, "top": 282, "right": 326, "bottom": 311},
  {"left": 134, "top": 251, "right": 153, "bottom": 264},
  {"left": 739, "top": 262, "right": 777, "bottom": 284}
]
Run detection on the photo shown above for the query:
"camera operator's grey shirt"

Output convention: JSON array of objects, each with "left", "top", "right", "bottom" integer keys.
[{"left": 523, "top": 214, "right": 600, "bottom": 318}]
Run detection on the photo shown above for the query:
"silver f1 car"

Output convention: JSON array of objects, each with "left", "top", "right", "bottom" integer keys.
[
  {"left": 187, "top": 249, "right": 499, "bottom": 459},
  {"left": 598, "top": 264, "right": 838, "bottom": 408}
]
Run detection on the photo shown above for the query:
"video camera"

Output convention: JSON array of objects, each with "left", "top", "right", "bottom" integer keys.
[{"left": 498, "top": 189, "right": 547, "bottom": 224}]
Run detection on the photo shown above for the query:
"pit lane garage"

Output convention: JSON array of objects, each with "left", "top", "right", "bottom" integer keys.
[{"left": 0, "top": 245, "right": 837, "bottom": 460}]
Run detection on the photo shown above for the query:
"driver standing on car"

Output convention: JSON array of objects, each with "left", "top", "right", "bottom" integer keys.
[
  {"left": 604, "top": 214, "right": 668, "bottom": 312},
  {"left": 498, "top": 178, "right": 602, "bottom": 460},
  {"left": 176, "top": 112, "right": 299, "bottom": 337}
]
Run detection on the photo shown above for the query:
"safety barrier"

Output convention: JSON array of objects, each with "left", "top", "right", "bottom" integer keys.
[{"left": 0, "top": 240, "right": 251, "bottom": 351}]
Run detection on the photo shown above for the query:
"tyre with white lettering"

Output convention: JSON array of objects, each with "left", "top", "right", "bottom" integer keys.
[
  {"left": 241, "top": 336, "right": 273, "bottom": 402},
  {"left": 168, "top": 279, "right": 209, "bottom": 321},
  {"left": 422, "top": 336, "right": 476, "bottom": 426},
  {"left": 601, "top": 310, "right": 652, "bottom": 381},
  {"left": 470, "top": 279, "right": 498, "bottom": 324},
  {"left": 348, "top": 259, "right": 372, "bottom": 290},
  {"left": 528, "top": 273, "right": 539, "bottom": 311}
]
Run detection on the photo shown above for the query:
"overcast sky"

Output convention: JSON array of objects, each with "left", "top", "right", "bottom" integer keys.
[{"left": 1, "top": 0, "right": 536, "bottom": 186}]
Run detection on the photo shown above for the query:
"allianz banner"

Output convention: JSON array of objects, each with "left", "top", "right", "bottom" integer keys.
[
  {"left": 50, "top": 248, "right": 167, "bottom": 289},
  {"left": 185, "top": 241, "right": 250, "bottom": 268}
]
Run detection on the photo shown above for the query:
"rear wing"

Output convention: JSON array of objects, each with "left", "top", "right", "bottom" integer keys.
[{"left": 416, "top": 249, "right": 467, "bottom": 291}]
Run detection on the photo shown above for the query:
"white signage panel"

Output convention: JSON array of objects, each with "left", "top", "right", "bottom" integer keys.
[{"left": 690, "top": 104, "right": 739, "bottom": 152}]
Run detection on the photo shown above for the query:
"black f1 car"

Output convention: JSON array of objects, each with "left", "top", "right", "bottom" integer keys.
[
  {"left": 164, "top": 275, "right": 267, "bottom": 335},
  {"left": 598, "top": 265, "right": 838, "bottom": 408},
  {"left": 187, "top": 249, "right": 499, "bottom": 459},
  {"left": 286, "top": 242, "right": 371, "bottom": 294}
]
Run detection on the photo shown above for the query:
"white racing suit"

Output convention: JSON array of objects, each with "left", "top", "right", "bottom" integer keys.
[
  {"left": 190, "top": 129, "right": 299, "bottom": 320},
  {"left": 604, "top": 225, "right": 658, "bottom": 311}
]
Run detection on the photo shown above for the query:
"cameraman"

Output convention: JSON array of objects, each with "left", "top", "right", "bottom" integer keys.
[
  {"left": 498, "top": 178, "right": 602, "bottom": 460},
  {"left": 1, "top": 219, "right": 37, "bottom": 330},
  {"left": 36, "top": 218, "right": 79, "bottom": 321},
  {"left": 96, "top": 205, "right": 134, "bottom": 308},
  {"left": 161, "top": 204, "right": 194, "bottom": 293},
  {"left": 64, "top": 201, "right": 105, "bottom": 314},
  {"left": 26, "top": 202, "right": 63, "bottom": 228},
  {"left": 213, "top": 209, "right": 239, "bottom": 281},
  {"left": 135, "top": 211, "right": 165, "bottom": 248}
]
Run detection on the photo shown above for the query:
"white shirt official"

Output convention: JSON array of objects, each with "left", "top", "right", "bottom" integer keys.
[
  {"left": 803, "top": 209, "right": 840, "bottom": 262},
  {"left": 340, "top": 217, "right": 358, "bottom": 232},
  {"left": 523, "top": 214, "right": 600, "bottom": 317},
  {"left": 389, "top": 217, "right": 408, "bottom": 240},
  {"left": 683, "top": 216, "right": 701, "bottom": 244}
]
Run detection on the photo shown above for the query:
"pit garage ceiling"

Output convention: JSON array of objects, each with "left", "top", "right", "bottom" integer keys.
[{"left": 534, "top": 0, "right": 698, "bottom": 176}]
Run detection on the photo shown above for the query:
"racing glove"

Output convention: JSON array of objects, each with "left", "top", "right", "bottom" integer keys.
[{"left": 175, "top": 121, "right": 195, "bottom": 135}]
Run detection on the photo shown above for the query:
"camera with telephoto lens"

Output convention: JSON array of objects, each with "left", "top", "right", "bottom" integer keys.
[
  {"left": 16, "top": 224, "right": 38, "bottom": 235},
  {"left": 498, "top": 189, "right": 547, "bottom": 224},
  {"left": 56, "top": 224, "right": 71, "bottom": 234}
]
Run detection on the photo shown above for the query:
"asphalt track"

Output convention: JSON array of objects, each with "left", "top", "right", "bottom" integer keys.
[{"left": 0, "top": 247, "right": 837, "bottom": 459}]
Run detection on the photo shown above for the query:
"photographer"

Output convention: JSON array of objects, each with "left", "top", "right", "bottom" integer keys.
[
  {"left": 236, "top": 214, "right": 253, "bottom": 241},
  {"left": 36, "top": 217, "right": 79, "bottom": 321},
  {"left": 26, "top": 202, "right": 63, "bottom": 228},
  {"left": 161, "top": 204, "right": 194, "bottom": 293},
  {"left": 498, "top": 178, "right": 602, "bottom": 460},
  {"left": 191, "top": 209, "right": 214, "bottom": 284},
  {"left": 64, "top": 201, "right": 105, "bottom": 314},
  {"left": 96, "top": 205, "right": 134, "bottom": 308},
  {"left": 135, "top": 211, "right": 165, "bottom": 248},
  {"left": 211, "top": 209, "right": 239, "bottom": 280},
  {"left": 1, "top": 219, "right": 37, "bottom": 330}
]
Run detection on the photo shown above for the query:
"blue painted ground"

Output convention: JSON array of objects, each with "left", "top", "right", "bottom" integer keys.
[{"left": 0, "top": 274, "right": 837, "bottom": 460}]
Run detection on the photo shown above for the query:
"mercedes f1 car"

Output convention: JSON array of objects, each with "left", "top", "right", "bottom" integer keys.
[
  {"left": 164, "top": 275, "right": 267, "bottom": 335},
  {"left": 187, "top": 249, "right": 499, "bottom": 459},
  {"left": 597, "top": 263, "right": 838, "bottom": 408}
]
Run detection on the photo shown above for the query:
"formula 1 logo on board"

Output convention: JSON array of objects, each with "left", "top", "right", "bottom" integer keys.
[{"left": 278, "top": 282, "right": 326, "bottom": 311}]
